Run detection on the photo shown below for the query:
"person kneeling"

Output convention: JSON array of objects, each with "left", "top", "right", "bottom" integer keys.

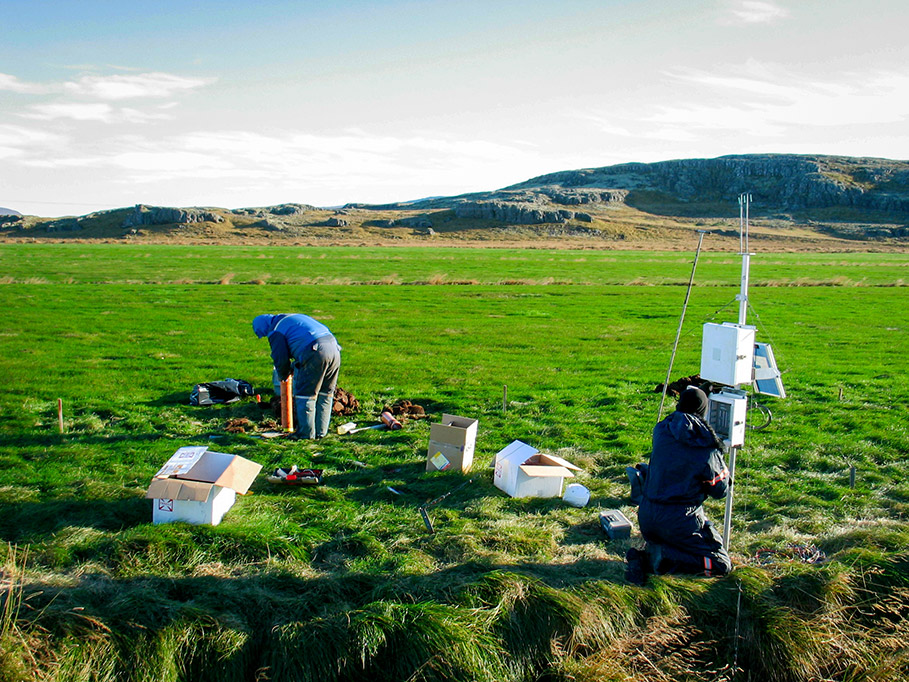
[{"left": 627, "top": 386, "right": 732, "bottom": 584}]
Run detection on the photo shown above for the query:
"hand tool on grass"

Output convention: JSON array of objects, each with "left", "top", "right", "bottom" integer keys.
[
  {"left": 419, "top": 479, "right": 474, "bottom": 534},
  {"left": 347, "top": 423, "right": 387, "bottom": 434}
]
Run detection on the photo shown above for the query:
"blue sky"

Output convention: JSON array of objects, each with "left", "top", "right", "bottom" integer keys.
[{"left": 1, "top": 0, "right": 907, "bottom": 216}]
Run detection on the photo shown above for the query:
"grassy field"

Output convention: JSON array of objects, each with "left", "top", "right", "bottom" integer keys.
[
  {"left": 1, "top": 245, "right": 908, "bottom": 681},
  {"left": 2, "top": 243, "right": 908, "bottom": 286}
]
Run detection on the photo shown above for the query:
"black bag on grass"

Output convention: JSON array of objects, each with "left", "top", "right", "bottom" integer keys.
[{"left": 190, "top": 378, "right": 254, "bottom": 406}]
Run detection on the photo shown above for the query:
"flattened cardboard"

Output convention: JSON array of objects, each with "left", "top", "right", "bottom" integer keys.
[
  {"left": 427, "top": 414, "right": 478, "bottom": 472},
  {"left": 519, "top": 465, "right": 576, "bottom": 478},
  {"left": 153, "top": 447, "right": 261, "bottom": 494},
  {"left": 154, "top": 446, "right": 208, "bottom": 478},
  {"left": 536, "top": 453, "right": 582, "bottom": 472}
]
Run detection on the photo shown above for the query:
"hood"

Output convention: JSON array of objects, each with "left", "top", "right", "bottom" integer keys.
[
  {"left": 665, "top": 410, "right": 718, "bottom": 449},
  {"left": 252, "top": 314, "right": 277, "bottom": 338}
]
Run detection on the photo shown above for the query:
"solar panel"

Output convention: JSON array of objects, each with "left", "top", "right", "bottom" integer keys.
[{"left": 753, "top": 342, "right": 786, "bottom": 398}]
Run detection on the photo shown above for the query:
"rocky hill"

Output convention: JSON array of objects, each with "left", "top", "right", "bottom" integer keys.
[
  {"left": 507, "top": 154, "right": 909, "bottom": 214},
  {"left": 3, "top": 154, "right": 908, "bottom": 249}
]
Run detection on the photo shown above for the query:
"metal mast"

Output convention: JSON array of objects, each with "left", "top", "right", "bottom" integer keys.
[{"left": 722, "top": 192, "right": 753, "bottom": 550}]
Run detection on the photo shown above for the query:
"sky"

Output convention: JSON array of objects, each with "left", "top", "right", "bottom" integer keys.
[{"left": 1, "top": 0, "right": 907, "bottom": 217}]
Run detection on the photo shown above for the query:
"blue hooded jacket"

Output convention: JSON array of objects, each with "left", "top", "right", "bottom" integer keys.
[
  {"left": 252, "top": 314, "right": 334, "bottom": 379},
  {"left": 643, "top": 410, "right": 729, "bottom": 507}
]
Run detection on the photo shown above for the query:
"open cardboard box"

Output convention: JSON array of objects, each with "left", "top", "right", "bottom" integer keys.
[
  {"left": 426, "top": 413, "right": 478, "bottom": 472},
  {"left": 493, "top": 440, "right": 582, "bottom": 498},
  {"left": 145, "top": 446, "right": 262, "bottom": 526}
]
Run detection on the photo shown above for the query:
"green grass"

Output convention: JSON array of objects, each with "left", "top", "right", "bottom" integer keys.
[
  {"left": 1, "top": 245, "right": 908, "bottom": 680},
  {"left": 1, "top": 243, "right": 908, "bottom": 286}
]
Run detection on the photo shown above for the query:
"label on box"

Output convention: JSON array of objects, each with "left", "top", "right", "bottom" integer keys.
[{"left": 430, "top": 452, "right": 451, "bottom": 471}]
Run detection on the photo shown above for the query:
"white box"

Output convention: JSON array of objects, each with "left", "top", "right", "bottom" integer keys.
[
  {"left": 493, "top": 440, "right": 582, "bottom": 498},
  {"left": 426, "top": 414, "right": 478, "bottom": 472},
  {"left": 700, "top": 323, "right": 755, "bottom": 386},
  {"left": 707, "top": 389, "right": 748, "bottom": 448},
  {"left": 145, "top": 447, "right": 262, "bottom": 526},
  {"left": 149, "top": 481, "right": 237, "bottom": 525}
]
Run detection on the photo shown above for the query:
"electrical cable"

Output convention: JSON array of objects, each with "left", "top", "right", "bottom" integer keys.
[
  {"left": 733, "top": 579, "right": 743, "bottom": 678},
  {"left": 747, "top": 302, "right": 791, "bottom": 377}
]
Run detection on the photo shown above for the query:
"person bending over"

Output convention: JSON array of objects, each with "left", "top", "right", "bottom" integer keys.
[
  {"left": 252, "top": 313, "right": 340, "bottom": 440},
  {"left": 627, "top": 386, "right": 732, "bottom": 584}
]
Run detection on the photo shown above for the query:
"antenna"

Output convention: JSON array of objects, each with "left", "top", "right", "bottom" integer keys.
[
  {"left": 657, "top": 230, "right": 709, "bottom": 422},
  {"left": 736, "top": 193, "right": 752, "bottom": 326}
]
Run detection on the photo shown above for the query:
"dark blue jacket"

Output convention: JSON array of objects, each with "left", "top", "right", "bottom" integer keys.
[
  {"left": 252, "top": 314, "right": 334, "bottom": 379},
  {"left": 643, "top": 411, "right": 729, "bottom": 506}
]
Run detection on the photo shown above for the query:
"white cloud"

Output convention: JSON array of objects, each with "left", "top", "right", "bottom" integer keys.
[
  {"left": 119, "top": 107, "right": 177, "bottom": 123},
  {"left": 0, "top": 71, "right": 214, "bottom": 101},
  {"left": 21, "top": 102, "right": 177, "bottom": 124},
  {"left": 25, "top": 102, "right": 116, "bottom": 122},
  {"left": 62, "top": 72, "right": 215, "bottom": 100},
  {"left": 724, "top": 1, "right": 789, "bottom": 25},
  {"left": 10, "top": 126, "right": 555, "bottom": 206},
  {"left": 0, "top": 124, "right": 67, "bottom": 159},
  {"left": 573, "top": 113, "right": 634, "bottom": 137},
  {"left": 652, "top": 65, "right": 909, "bottom": 136},
  {"left": 0, "top": 73, "right": 53, "bottom": 95}
]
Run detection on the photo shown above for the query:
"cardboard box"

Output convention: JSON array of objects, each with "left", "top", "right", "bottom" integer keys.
[
  {"left": 145, "top": 446, "right": 262, "bottom": 526},
  {"left": 426, "top": 414, "right": 478, "bottom": 472},
  {"left": 493, "top": 440, "right": 582, "bottom": 498}
]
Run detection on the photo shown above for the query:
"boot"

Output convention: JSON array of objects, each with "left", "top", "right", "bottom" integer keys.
[
  {"left": 315, "top": 390, "right": 334, "bottom": 438},
  {"left": 292, "top": 397, "right": 317, "bottom": 440}
]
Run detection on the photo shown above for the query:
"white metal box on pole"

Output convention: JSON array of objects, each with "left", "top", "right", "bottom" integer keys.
[
  {"left": 707, "top": 389, "right": 748, "bottom": 449},
  {"left": 700, "top": 323, "right": 756, "bottom": 387}
]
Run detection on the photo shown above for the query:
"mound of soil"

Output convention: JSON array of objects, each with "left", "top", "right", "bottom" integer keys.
[
  {"left": 225, "top": 417, "right": 254, "bottom": 433},
  {"left": 385, "top": 399, "right": 427, "bottom": 419},
  {"left": 263, "top": 386, "right": 360, "bottom": 418},
  {"left": 333, "top": 387, "right": 360, "bottom": 415}
]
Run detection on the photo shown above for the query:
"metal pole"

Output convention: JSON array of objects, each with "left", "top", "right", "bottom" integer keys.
[
  {"left": 737, "top": 193, "right": 752, "bottom": 326},
  {"left": 722, "top": 446, "right": 737, "bottom": 550},
  {"left": 724, "top": 192, "right": 753, "bottom": 550},
  {"left": 658, "top": 230, "right": 708, "bottom": 422}
]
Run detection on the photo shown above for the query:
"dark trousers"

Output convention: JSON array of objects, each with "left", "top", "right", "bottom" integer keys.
[{"left": 638, "top": 498, "right": 731, "bottom": 576}]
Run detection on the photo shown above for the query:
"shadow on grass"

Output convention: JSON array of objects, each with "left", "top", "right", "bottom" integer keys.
[
  {"left": 0, "top": 496, "right": 148, "bottom": 542},
  {"left": 0, "top": 431, "right": 165, "bottom": 450},
  {"left": 149, "top": 390, "right": 197, "bottom": 407}
]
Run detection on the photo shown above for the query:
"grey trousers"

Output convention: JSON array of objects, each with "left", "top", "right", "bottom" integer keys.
[{"left": 273, "top": 335, "right": 341, "bottom": 439}]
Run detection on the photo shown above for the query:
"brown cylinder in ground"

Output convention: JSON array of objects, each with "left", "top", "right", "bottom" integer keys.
[{"left": 280, "top": 377, "right": 293, "bottom": 432}]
